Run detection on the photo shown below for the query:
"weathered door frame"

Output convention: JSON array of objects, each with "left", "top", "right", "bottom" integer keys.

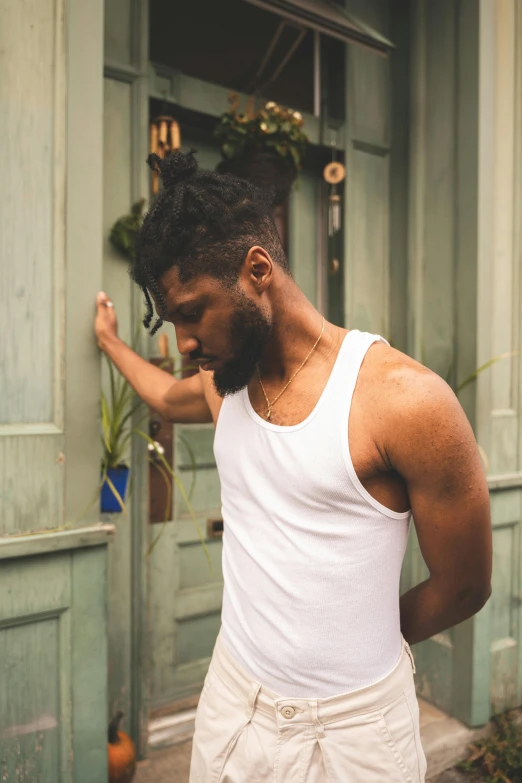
[{"left": 103, "top": 0, "right": 151, "bottom": 757}]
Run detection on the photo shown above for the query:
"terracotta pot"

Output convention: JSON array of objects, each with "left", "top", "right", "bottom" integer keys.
[{"left": 216, "top": 152, "right": 297, "bottom": 205}]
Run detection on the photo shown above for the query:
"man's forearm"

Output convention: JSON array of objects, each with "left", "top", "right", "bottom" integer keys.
[
  {"left": 101, "top": 334, "right": 178, "bottom": 417},
  {"left": 400, "top": 578, "right": 491, "bottom": 645}
]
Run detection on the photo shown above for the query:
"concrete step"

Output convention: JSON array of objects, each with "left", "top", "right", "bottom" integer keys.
[
  {"left": 419, "top": 698, "right": 487, "bottom": 780},
  {"left": 148, "top": 709, "right": 197, "bottom": 750}
]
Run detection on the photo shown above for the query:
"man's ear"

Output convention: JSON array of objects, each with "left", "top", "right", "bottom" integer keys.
[{"left": 243, "top": 246, "right": 273, "bottom": 291}]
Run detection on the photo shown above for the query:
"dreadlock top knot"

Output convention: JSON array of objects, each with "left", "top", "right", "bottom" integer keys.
[
  {"left": 132, "top": 149, "right": 290, "bottom": 335},
  {"left": 147, "top": 149, "right": 198, "bottom": 192}
]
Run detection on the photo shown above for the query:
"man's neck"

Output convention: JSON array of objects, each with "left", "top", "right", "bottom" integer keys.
[{"left": 255, "top": 289, "right": 342, "bottom": 382}]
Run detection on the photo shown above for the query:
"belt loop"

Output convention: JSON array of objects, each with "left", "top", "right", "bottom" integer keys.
[
  {"left": 309, "top": 699, "right": 326, "bottom": 739},
  {"left": 404, "top": 640, "right": 416, "bottom": 674},
  {"left": 246, "top": 682, "right": 261, "bottom": 719}
]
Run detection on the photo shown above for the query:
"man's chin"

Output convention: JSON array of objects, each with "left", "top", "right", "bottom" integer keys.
[{"left": 212, "top": 362, "right": 257, "bottom": 398}]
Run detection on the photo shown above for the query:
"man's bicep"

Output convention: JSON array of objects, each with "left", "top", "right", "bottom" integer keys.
[
  {"left": 387, "top": 372, "right": 492, "bottom": 592},
  {"left": 163, "top": 371, "right": 214, "bottom": 423}
]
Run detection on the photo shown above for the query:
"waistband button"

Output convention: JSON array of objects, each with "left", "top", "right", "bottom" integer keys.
[{"left": 281, "top": 706, "right": 296, "bottom": 719}]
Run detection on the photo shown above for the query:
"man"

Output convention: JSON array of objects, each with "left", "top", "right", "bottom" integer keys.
[{"left": 95, "top": 150, "right": 492, "bottom": 782}]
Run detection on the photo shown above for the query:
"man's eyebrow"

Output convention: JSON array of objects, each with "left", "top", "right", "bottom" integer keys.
[{"left": 166, "top": 298, "right": 201, "bottom": 317}]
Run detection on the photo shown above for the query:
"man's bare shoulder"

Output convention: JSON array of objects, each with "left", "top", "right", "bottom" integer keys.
[
  {"left": 360, "top": 342, "right": 476, "bottom": 471},
  {"left": 361, "top": 342, "right": 453, "bottom": 406},
  {"left": 358, "top": 342, "right": 468, "bottom": 438}
]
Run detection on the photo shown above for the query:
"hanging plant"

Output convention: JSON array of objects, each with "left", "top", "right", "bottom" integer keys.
[
  {"left": 214, "top": 95, "right": 309, "bottom": 204},
  {"left": 109, "top": 199, "right": 146, "bottom": 262}
]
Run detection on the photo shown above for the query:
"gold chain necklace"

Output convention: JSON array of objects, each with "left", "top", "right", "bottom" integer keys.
[{"left": 256, "top": 317, "right": 326, "bottom": 420}]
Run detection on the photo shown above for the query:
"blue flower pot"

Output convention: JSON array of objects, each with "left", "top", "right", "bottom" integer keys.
[{"left": 101, "top": 466, "right": 130, "bottom": 513}]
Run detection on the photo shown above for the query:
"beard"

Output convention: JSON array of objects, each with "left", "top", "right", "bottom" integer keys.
[{"left": 211, "top": 293, "right": 272, "bottom": 397}]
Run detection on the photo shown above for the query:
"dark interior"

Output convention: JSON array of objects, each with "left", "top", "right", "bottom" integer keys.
[{"left": 150, "top": 0, "right": 315, "bottom": 114}]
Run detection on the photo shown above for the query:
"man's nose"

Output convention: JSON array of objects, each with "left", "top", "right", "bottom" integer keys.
[{"left": 175, "top": 327, "right": 199, "bottom": 357}]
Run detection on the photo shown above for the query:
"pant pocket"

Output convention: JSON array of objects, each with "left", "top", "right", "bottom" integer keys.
[
  {"left": 316, "top": 709, "right": 415, "bottom": 783},
  {"left": 404, "top": 686, "right": 427, "bottom": 782},
  {"left": 378, "top": 691, "right": 425, "bottom": 783},
  {"left": 190, "top": 669, "right": 252, "bottom": 783}
]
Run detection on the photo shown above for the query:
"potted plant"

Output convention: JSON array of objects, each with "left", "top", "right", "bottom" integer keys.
[
  {"left": 214, "top": 95, "right": 309, "bottom": 205},
  {"left": 100, "top": 334, "right": 178, "bottom": 516},
  {"left": 99, "top": 353, "right": 210, "bottom": 560},
  {"left": 100, "top": 355, "right": 139, "bottom": 513}
]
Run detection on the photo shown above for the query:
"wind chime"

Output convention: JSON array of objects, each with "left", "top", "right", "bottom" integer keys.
[
  {"left": 149, "top": 115, "right": 181, "bottom": 194},
  {"left": 323, "top": 145, "right": 346, "bottom": 276}
]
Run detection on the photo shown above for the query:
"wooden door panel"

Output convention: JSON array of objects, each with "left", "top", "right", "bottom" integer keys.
[
  {"left": 0, "top": 536, "right": 110, "bottom": 782},
  {"left": 0, "top": 618, "right": 63, "bottom": 781},
  {"left": 179, "top": 542, "right": 223, "bottom": 590},
  {"left": 0, "top": 0, "right": 67, "bottom": 532}
]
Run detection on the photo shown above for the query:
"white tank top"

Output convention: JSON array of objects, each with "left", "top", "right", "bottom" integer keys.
[{"left": 213, "top": 330, "right": 411, "bottom": 697}]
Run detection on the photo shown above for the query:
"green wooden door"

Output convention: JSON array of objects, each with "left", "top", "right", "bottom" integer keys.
[
  {"left": 0, "top": 0, "right": 111, "bottom": 778},
  {"left": 398, "top": 0, "right": 522, "bottom": 727}
]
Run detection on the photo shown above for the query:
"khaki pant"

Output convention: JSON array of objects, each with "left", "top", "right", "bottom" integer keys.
[{"left": 190, "top": 632, "right": 427, "bottom": 782}]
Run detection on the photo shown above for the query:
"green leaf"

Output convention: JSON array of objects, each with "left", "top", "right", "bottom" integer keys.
[
  {"left": 101, "top": 394, "right": 112, "bottom": 454},
  {"left": 118, "top": 398, "right": 146, "bottom": 433},
  {"left": 178, "top": 433, "right": 197, "bottom": 501},
  {"left": 456, "top": 351, "right": 521, "bottom": 396}
]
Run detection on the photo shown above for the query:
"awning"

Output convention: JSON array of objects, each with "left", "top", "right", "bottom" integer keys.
[{"left": 241, "top": 0, "right": 394, "bottom": 55}]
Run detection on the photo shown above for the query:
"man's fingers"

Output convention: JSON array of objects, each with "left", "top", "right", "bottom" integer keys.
[{"left": 96, "top": 291, "right": 113, "bottom": 310}]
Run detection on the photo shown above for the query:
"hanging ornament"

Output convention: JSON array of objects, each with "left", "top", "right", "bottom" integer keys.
[
  {"left": 323, "top": 142, "right": 346, "bottom": 278},
  {"left": 329, "top": 258, "right": 340, "bottom": 276},
  {"left": 149, "top": 115, "right": 181, "bottom": 194},
  {"left": 323, "top": 159, "right": 346, "bottom": 238}
]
